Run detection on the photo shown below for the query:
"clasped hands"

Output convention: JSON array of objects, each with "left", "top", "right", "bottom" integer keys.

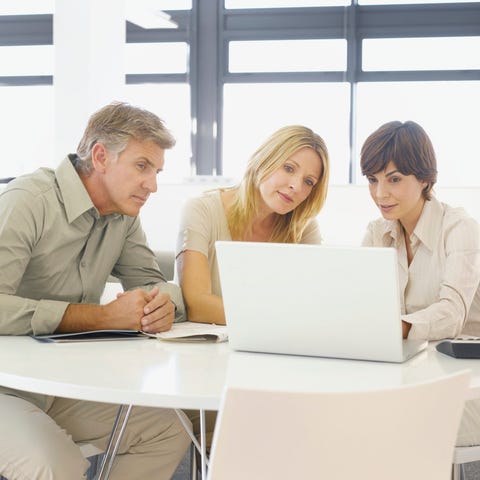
[{"left": 106, "top": 286, "right": 175, "bottom": 333}]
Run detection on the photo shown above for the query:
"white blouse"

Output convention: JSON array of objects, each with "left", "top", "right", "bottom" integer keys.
[{"left": 362, "top": 196, "right": 480, "bottom": 340}]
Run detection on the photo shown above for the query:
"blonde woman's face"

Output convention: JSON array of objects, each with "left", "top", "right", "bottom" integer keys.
[{"left": 258, "top": 147, "right": 322, "bottom": 215}]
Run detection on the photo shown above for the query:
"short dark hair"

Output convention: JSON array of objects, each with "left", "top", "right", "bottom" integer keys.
[{"left": 360, "top": 121, "right": 438, "bottom": 200}]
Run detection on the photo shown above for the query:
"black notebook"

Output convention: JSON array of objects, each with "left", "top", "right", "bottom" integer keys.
[{"left": 30, "top": 330, "right": 147, "bottom": 343}]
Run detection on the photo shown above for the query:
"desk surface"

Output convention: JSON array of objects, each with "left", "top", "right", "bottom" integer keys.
[
  {"left": 1, "top": 336, "right": 480, "bottom": 411},
  {"left": 0, "top": 336, "right": 230, "bottom": 410}
]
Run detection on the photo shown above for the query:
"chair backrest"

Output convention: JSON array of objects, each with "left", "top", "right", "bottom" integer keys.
[
  {"left": 106, "top": 250, "right": 175, "bottom": 285},
  {"left": 207, "top": 371, "right": 470, "bottom": 480},
  {"left": 155, "top": 250, "right": 175, "bottom": 282}
]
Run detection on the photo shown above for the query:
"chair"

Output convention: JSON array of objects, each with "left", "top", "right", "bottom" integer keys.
[
  {"left": 155, "top": 250, "right": 176, "bottom": 282},
  {"left": 78, "top": 442, "right": 104, "bottom": 479},
  {"left": 102, "top": 250, "right": 176, "bottom": 304},
  {"left": 207, "top": 371, "right": 470, "bottom": 480},
  {"left": 453, "top": 445, "right": 480, "bottom": 480}
]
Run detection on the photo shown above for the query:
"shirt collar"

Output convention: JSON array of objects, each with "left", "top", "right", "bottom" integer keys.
[
  {"left": 411, "top": 196, "right": 443, "bottom": 252},
  {"left": 55, "top": 155, "right": 98, "bottom": 223},
  {"left": 382, "top": 195, "right": 442, "bottom": 252},
  {"left": 381, "top": 218, "right": 403, "bottom": 246}
]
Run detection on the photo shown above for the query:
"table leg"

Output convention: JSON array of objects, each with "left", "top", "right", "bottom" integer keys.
[
  {"left": 199, "top": 409, "right": 207, "bottom": 480},
  {"left": 174, "top": 409, "right": 209, "bottom": 479},
  {"left": 95, "top": 404, "right": 133, "bottom": 480}
]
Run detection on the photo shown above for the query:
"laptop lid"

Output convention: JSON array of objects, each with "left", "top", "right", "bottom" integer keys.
[{"left": 216, "top": 241, "right": 426, "bottom": 363}]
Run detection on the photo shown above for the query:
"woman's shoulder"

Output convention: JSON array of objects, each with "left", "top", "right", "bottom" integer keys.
[
  {"left": 437, "top": 199, "right": 479, "bottom": 230},
  {"left": 184, "top": 189, "right": 223, "bottom": 211},
  {"left": 366, "top": 216, "right": 393, "bottom": 233}
]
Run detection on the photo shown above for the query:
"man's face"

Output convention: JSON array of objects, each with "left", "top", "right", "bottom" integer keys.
[{"left": 99, "top": 138, "right": 165, "bottom": 217}]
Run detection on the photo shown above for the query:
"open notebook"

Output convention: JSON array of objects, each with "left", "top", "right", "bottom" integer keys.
[
  {"left": 30, "top": 321, "right": 228, "bottom": 343},
  {"left": 216, "top": 241, "right": 426, "bottom": 363}
]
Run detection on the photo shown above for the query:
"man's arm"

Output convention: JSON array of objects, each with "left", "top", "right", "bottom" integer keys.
[
  {"left": 56, "top": 286, "right": 176, "bottom": 333},
  {"left": 0, "top": 189, "right": 71, "bottom": 335},
  {"left": 112, "top": 217, "right": 185, "bottom": 322}
]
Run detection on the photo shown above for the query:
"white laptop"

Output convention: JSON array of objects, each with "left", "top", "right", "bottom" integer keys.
[{"left": 216, "top": 241, "right": 427, "bottom": 363}]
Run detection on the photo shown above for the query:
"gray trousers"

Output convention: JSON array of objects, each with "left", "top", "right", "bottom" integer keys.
[{"left": 0, "top": 394, "right": 191, "bottom": 480}]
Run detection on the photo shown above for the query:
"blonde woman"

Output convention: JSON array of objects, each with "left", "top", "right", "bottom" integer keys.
[{"left": 176, "top": 125, "right": 330, "bottom": 325}]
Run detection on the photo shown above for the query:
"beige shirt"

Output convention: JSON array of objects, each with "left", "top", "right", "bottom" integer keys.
[
  {"left": 362, "top": 196, "right": 480, "bottom": 340},
  {"left": 176, "top": 190, "right": 322, "bottom": 297},
  {"left": 0, "top": 156, "right": 185, "bottom": 409}
]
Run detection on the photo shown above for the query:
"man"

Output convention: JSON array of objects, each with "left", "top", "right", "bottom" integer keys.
[{"left": 0, "top": 102, "right": 190, "bottom": 479}]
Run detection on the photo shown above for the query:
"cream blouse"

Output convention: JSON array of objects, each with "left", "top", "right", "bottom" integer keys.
[{"left": 362, "top": 196, "right": 480, "bottom": 340}]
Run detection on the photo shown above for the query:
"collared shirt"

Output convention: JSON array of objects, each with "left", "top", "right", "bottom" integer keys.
[
  {"left": 362, "top": 196, "right": 480, "bottom": 340},
  {"left": 0, "top": 156, "right": 184, "bottom": 336},
  {"left": 0, "top": 156, "right": 185, "bottom": 409}
]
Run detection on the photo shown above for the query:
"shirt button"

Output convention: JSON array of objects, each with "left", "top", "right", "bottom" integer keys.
[{"left": 81, "top": 261, "right": 86, "bottom": 268}]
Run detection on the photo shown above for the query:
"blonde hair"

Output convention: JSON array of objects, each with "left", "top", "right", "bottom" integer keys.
[{"left": 227, "top": 125, "right": 329, "bottom": 243}]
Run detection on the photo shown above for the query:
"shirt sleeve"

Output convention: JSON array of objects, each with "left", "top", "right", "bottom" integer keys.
[
  {"left": 113, "top": 217, "right": 185, "bottom": 323},
  {"left": 300, "top": 219, "right": 323, "bottom": 244},
  {"left": 176, "top": 196, "right": 212, "bottom": 257},
  {"left": 361, "top": 222, "right": 375, "bottom": 247},
  {"left": 0, "top": 189, "right": 69, "bottom": 335},
  {"left": 405, "top": 216, "right": 480, "bottom": 340}
]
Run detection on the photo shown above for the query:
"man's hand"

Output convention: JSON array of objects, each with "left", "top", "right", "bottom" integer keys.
[
  {"left": 139, "top": 286, "right": 175, "bottom": 333},
  {"left": 57, "top": 287, "right": 175, "bottom": 333},
  {"left": 112, "top": 286, "right": 174, "bottom": 333}
]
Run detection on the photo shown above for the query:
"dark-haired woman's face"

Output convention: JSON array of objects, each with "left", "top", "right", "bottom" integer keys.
[{"left": 366, "top": 161, "right": 427, "bottom": 234}]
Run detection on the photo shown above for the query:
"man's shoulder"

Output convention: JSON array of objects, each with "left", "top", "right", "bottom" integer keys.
[{"left": 2, "top": 168, "right": 56, "bottom": 199}]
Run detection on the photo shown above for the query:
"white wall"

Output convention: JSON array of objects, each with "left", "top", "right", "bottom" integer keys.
[
  {"left": 2, "top": 181, "right": 478, "bottom": 251},
  {"left": 140, "top": 183, "right": 480, "bottom": 252}
]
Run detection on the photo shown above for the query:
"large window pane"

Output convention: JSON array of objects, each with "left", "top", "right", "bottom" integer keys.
[
  {"left": 360, "top": 0, "right": 479, "bottom": 4},
  {"left": 0, "top": 0, "right": 53, "bottom": 14},
  {"left": 125, "top": 43, "right": 188, "bottom": 74},
  {"left": 226, "top": 0, "right": 349, "bottom": 7},
  {"left": 0, "top": 46, "right": 53, "bottom": 76},
  {"left": 144, "top": 0, "right": 191, "bottom": 9},
  {"left": 0, "top": 86, "right": 54, "bottom": 178},
  {"left": 356, "top": 81, "right": 480, "bottom": 187},
  {"left": 223, "top": 83, "right": 350, "bottom": 184},
  {"left": 122, "top": 83, "right": 192, "bottom": 181},
  {"left": 229, "top": 39, "right": 347, "bottom": 73},
  {"left": 363, "top": 37, "right": 480, "bottom": 71}
]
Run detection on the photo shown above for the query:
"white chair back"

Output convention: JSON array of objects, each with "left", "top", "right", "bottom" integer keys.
[{"left": 207, "top": 371, "right": 470, "bottom": 480}]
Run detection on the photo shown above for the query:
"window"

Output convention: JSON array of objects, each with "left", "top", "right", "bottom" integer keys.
[
  {"left": 0, "top": 85, "right": 54, "bottom": 178},
  {"left": 223, "top": 83, "right": 349, "bottom": 183},
  {"left": 0, "top": 45, "right": 52, "bottom": 75},
  {"left": 125, "top": 43, "right": 189, "bottom": 75},
  {"left": 1, "top": 0, "right": 480, "bottom": 186},
  {"left": 363, "top": 37, "right": 480, "bottom": 71},
  {"left": 122, "top": 83, "right": 192, "bottom": 181},
  {"left": 229, "top": 39, "right": 347, "bottom": 73},
  {"left": 356, "top": 81, "right": 480, "bottom": 187},
  {"left": 226, "top": 0, "right": 348, "bottom": 8}
]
